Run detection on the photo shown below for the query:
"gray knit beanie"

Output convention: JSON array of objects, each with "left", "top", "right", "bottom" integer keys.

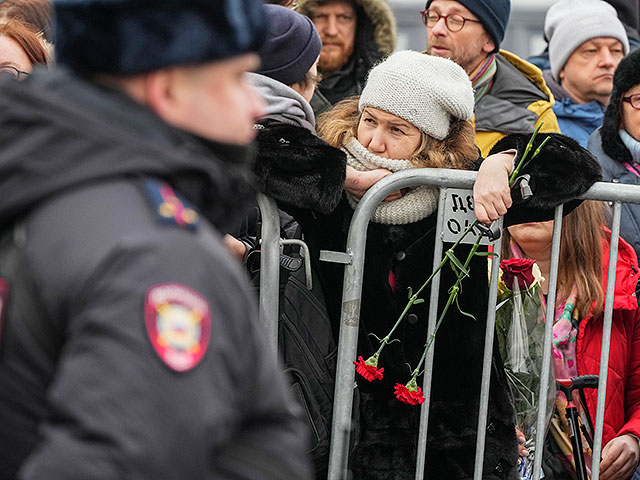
[
  {"left": 358, "top": 51, "right": 474, "bottom": 140},
  {"left": 546, "top": 0, "right": 629, "bottom": 80}
]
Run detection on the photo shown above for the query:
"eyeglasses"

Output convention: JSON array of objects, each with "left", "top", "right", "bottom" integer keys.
[
  {"left": 0, "top": 65, "right": 30, "bottom": 80},
  {"left": 623, "top": 94, "right": 640, "bottom": 110},
  {"left": 420, "top": 9, "right": 481, "bottom": 32}
]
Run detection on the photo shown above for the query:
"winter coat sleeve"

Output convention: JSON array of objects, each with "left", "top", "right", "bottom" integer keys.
[{"left": 617, "top": 309, "right": 640, "bottom": 439}]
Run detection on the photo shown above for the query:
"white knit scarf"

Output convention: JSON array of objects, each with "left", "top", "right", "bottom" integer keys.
[{"left": 343, "top": 138, "right": 439, "bottom": 225}]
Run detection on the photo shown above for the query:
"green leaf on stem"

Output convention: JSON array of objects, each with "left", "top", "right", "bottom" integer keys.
[
  {"left": 413, "top": 298, "right": 425, "bottom": 305},
  {"left": 455, "top": 293, "right": 476, "bottom": 321},
  {"left": 445, "top": 250, "right": 469, "bottom": 277},
  {"left": 474, "top": 251, "right": 498, "bottom": 257},
  {"left": 407, "top": 286, "right": 413, "bottom": 299}
]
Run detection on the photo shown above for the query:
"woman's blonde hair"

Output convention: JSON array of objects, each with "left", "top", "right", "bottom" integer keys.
[
  {"left": 501, "top": 200, "right": 606, "bottom": 316},
  {"left": 316, "top": 96, "right": 478, "bottom": 170}
]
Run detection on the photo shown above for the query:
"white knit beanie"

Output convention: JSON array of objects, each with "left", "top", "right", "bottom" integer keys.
[
  {"left": 358, "top": 51, "right": 474, "bottom": 141},
  {"left": 546, "top": 0, "right": 629, "bottom": 80}
]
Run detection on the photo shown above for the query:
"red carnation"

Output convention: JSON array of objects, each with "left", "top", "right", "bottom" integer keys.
[
  {"left": 353, "top": 355, "right": 384, "bottom": 382},
  {"left": 500, "top": 258, "right": 536, "bottom": 291},
  {"left": 394, "top": 378, "right": 426, "bottom": 405}
]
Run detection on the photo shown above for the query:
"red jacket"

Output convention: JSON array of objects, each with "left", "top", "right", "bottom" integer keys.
[{"left": 576, "top": 233, "right": 640, "bottom": 446}]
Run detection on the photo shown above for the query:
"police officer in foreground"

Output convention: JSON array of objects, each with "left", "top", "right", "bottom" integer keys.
[{"left": 0, "top": 0, "right": 311, "bottom": 478}]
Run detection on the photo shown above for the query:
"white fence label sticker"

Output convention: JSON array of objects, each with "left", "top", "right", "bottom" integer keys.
[{"left": 442, "top": 188, "right": 494, "bottom": 246}]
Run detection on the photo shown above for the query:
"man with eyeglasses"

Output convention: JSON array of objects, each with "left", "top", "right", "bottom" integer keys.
[
  {"left": 0, "top": 0, "right": 312, "bottom": 479},
  {"left": 297, "top": 0, "right": 396, "bottom": 116},
  {"left": 423, "top": 0, "right": 561, "bottom": 157}
]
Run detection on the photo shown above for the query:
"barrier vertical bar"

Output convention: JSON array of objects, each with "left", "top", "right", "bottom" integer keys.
[
  {"left": 415, "top": 188, "right": 447, "bottom": 480},
  {"left": 257, "top": 193, "right": 281, "bottom": 354},
  {"left": 532, "top": 204, "right": 564, "bottom": 479},
  {"left": 472, "top": 218, "right": 504, "bottom": 480},
  {"left": 591, "top": 201, "right": 622, "bottom": 480}
]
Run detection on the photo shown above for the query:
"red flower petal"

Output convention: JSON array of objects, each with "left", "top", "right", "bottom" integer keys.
[
  {"left": 394, "top": 383, "right": 426, "bottom": 405},
  {"left": 500, "top": 258, "right": 536, "bottom": 290},
  {"left": 353, "top": 356, "right": 384, "bottom": 381}
]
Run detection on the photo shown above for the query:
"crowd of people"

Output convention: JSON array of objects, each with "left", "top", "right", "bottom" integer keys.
[{"left": 0, "top": 0, "right": 639, "bottom": 479}]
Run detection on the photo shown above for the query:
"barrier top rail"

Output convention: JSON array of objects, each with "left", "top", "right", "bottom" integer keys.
[{"left": 257, "top": 167, "right": 640, "bottom": 480}]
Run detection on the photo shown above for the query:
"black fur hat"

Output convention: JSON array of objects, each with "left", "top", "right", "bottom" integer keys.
[
  {"left": 601, "top": 49, "right": 640, "bottom": 165},
  {"left": 489, "top": 132, "right": 602, "bottom": 226},
  {"left": 54, "top": 0, "right": 268, "bottom": 74}
]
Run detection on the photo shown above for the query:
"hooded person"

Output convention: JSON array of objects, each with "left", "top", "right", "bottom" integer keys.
[
  {"left": 588, "top": 48, "right": 640, "bottom": 259},
  {"left": 253, "top": 49, "right": 601, "bottom": 479},
  {"left": 296, "top": 0, "right": 396, "bottom": 116},
  {"left": 0, "top": 1, "right": 312, "bottom": 479},
  {"left": 228, "top": 8, "right": 347, "bottom": 477}
]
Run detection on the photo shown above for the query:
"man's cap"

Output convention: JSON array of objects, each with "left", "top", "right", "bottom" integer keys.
[
  {"left": 546, "top": 0, "right": 629, "bottom": 80},
  {"left": 53, "top": 0, "right": 269, "bottom": 75},
  {"left": 425, "top": 0, "right": 511, "bottom": 53},
  {"left": 256, "top": 5, "right": 321, "bottom": 85}
]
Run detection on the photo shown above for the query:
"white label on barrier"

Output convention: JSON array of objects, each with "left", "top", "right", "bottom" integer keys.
[{"left": 441, "top": 188, "right": 494, "bottom": 245}]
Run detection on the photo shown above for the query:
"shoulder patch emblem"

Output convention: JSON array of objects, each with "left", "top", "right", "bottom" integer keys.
[
  {"left": 142, "top": 178, "right": 200, "bottom": 230},
  {"left": 145, "top": 283, "right": 211, "bottom": 372},
  {"left": 0, "top": 279, "right": 8, "bottom": 345}
]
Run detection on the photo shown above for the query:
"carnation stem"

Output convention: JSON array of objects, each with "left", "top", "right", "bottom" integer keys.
[
  {"left": 413, "top": 235, "right": 482, "bottom": 375},
  {"left": 508, "top": 122, "right": 544, "bottom": 183}
]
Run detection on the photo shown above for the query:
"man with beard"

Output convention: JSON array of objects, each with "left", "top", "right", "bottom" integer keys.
[
  {"left": 297, "top": 0, "right": 396, "bottom": 115},
  {"left": 0, "top": 0, "right": 311, "bottom": 479},
  {"left": 423, "top": 0, "right": 561, "bottom": 156}
]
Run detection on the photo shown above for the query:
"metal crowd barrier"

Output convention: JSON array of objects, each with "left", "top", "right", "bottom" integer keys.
[{"left": 256, "top": 171, "right": 640, "bottom": 480}]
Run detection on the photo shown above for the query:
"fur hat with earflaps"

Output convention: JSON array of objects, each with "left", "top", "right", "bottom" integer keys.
[
  {"left": 489, "top": 133, "right": 602, "bottom": 227},
  {"left": 600, "top": 49, "right": 640, "bottom": 165},
  {"left": 53, "top": 0, "right": 269, "bottom": 75}
]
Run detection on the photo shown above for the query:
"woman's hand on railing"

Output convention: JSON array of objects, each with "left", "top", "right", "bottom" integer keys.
[
  {"left": 344, "top": 166, "right": 403, "bottom": 202},
  {"left": 599, "top": 434, "right": 640, "bottom": 480},
  {"left": 473, "top": 151, "right": 515, "bottom": 224}
]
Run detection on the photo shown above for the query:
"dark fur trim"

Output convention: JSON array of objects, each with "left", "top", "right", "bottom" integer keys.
[
  {"left": 601, "top": 49, "right": 640, "bottom": 164},
  {"left": 253, "top": 121, "right": 346, "bottom": 214},
  {"left": 490, "top": 133, "right": 602, "bottom": 226}
]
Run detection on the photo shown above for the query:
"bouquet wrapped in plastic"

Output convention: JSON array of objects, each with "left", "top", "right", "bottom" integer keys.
[{"left": 495, "top": 258, "right": 555, "bottom": 480}]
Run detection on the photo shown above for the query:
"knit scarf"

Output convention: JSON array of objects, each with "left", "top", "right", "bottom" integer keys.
[
  {"left": 343, "top": 138, "right": 439, "bottom": 225},
  {"left": 546, "top": 285, "right": 594, "bottom": 477},
  {"left": 470, "top": 54, "right": 497, "bottom": 103}
]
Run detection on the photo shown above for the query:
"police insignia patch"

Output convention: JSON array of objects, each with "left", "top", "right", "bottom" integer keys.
[{"left": 145, "top": 283, "right": 211, "bottom": 372}]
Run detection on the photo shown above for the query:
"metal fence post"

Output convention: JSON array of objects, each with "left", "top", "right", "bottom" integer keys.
[
  {"left": 532, "top": 204, "right": 564, "bottom": 480},
  {"left": 257, "top": 193, "right": 282, "bottom": 354},
  {"left": 591, "top": 201, "right": 623, "bottom": 480},
  {"left": 473, "top": 217, "right": 504, "bottom": 480}
]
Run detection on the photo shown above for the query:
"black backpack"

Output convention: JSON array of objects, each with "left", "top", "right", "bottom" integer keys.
[{"left": 246, "top": 219, "right": 340, "bottom": 478}]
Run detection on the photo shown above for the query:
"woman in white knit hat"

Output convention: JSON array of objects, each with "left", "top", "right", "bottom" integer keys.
[
  {"left": 254, "top": 50, "right": 601, "bottom": 478},
  {"left": 314, "top": 49, "right": 522, "bottom": 480}
]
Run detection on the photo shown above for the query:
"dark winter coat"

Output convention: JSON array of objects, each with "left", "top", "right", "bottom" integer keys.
[
  {"left": 588, "top": 129, "right": 640, "bottom": 258},
  {"left": 587, "top": 48, "right": 640, "bottom": 259},
  {"left": 297, "top": 0, "right": 396, "bottom": 114},
  {"left": 0, "top": 68, "right": 311, "bottom": 480}
]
